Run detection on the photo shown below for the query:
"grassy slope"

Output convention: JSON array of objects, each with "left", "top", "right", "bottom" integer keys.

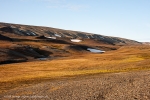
[{"left": 0, "top": 45, "right": 150, "bottom": 93}]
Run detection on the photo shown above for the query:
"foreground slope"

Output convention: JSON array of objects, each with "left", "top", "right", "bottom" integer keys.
[{"left": 1, "top": 70, "right": 149, "bottom": 100}]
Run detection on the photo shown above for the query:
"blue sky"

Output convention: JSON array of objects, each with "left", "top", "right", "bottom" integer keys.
[{"left": 0, "top": 0, "right": 150, "bottom": 42}]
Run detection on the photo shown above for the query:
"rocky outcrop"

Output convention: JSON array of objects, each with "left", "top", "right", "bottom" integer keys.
[{"left": 0, "top": 26, "right": 38, "bottom": 36}]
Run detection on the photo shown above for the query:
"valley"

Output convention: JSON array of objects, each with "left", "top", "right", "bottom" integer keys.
[{"left": 0, "top": 22, "right": 150, "bottom": 100}]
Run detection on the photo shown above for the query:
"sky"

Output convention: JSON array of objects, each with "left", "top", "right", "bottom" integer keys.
[{"left": 0, "top": 0, "right": 150, "bottom": 42}]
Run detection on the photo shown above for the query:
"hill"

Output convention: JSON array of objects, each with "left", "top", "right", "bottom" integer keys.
[
  {"left": 0, "top": 22, "right": 141, "bottom": 45},
  {"left": 0, "top": 22, "right": 141, "bottom": 64}
]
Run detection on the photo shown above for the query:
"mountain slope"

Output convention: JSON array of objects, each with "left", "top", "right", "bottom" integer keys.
[{"left": 0, "top": 22, "right": 141, "bottom": 45}]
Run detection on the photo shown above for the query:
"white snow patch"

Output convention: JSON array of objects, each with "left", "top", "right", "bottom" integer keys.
[
  {"left": 71, "top": 39, "right": 82, "bottom": 42},
  {"left": 87, "top": 48, "right": 105, "bottom": 53},
  {"left": 30, "top": 32, "right": 37, "bottom": 36},
  {"left": 26, "top": 33, "right": 31, "bottom": 35},
  {"left": 55, "top": 34, "right": 61, "bottom": 37},
  {"left": 46, "top": 37, "right": 56, "bottom": 39}
]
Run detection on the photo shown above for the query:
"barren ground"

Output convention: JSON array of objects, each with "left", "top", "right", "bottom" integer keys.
[{"left": 0, "top": 70, "right": 150, "bottom": 100}]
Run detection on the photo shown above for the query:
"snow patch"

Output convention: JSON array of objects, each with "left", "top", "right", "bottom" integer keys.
[
  {"left": 71, "top": 39, "right": 82, "bottom": 42},
  {"left": 26, "top": 33, "right": 31, "bottom": 35},
  {"left": 87, "top": 48, "right": 105, "bottom": 53},
  {"left": 20, "top": 30, "right": 37, "bottom": 36},
  {"left": 30, "top": 32, "right": 37, "bottom": 36},
  {"left": 54, "top": 34, "right": 61, "bottom": 37},
  {"left": 46, "top": 36, "right": 56, "bottom": 39}
]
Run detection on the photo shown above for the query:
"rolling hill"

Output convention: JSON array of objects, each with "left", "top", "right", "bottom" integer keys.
[{"left": 0, "top": 22, "right": 141, "bottom": 64}]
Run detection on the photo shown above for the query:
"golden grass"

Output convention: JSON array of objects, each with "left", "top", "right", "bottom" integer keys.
[
  {"left": 0, "top": 45, "right": 150, "bottom": 93},
  {"left": 0, "top": 41, "right": 13, "bottom": 48}
]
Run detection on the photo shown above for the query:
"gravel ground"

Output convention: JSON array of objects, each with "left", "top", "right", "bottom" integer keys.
[{"left": 0, "top": 70, "right": 150, "bottom": 100}]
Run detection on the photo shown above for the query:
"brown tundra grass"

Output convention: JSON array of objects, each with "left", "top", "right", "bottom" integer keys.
[{"left": 0, "top": 45, "right": 150, "bottom": 93}]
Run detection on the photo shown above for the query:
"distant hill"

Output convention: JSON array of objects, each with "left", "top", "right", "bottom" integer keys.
[
  {"left": 0, "top": 22, "right": 141, "bottom": 45},
  {"left": 142, "top": 42, "right": 150, "bottom": 45}
]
